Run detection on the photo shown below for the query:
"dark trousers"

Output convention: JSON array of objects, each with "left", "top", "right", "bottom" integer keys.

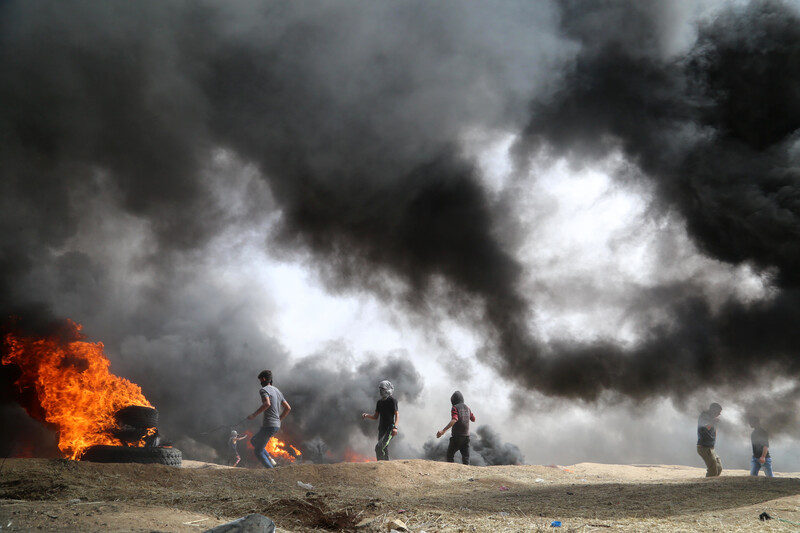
[
  {"left": 446, "top": 435, "right": 470, "bottom": 465},
  {"left": 376, "top": 429, "right": 393, "bottom": 461}
]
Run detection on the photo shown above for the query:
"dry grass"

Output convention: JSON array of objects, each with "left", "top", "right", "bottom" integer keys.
[{"left": 1, "top": 458, "right": 800, "bottom": 532}]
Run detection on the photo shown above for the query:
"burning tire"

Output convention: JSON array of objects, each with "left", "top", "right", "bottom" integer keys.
[
  {"left": 81, "top": 445, "right": 182, "bottom": 466},
  {"left": 115, "top": 406, "right": 159, "bottom": 429}
]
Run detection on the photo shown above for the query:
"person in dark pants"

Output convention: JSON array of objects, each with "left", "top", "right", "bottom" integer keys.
[
  {"left": 697, "top": 402, "right": 722, "bottom": 477},
  {"left": 246, "top": 370, "right": 291, "bottom": 468},
  {"left": 361, "top": 380, "right": 398, "bottom": 461},
  {"left": 436, "top": 390, "right": 476, "bottom": 465}
]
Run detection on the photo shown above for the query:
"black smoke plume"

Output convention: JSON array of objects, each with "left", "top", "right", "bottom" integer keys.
[
  {"left": 505, "top": 0, "right": 800, "bottom": 403},
  {"left": 423, "top": 425, "right": 524, "bottom": 466},
  {"left": 2, "top": 0, "right": 800, "bottom": 459}
]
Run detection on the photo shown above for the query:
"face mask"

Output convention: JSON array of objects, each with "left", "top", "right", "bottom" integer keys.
[{"left": 379, "top": 380, "right": 394, "bottom": 399}]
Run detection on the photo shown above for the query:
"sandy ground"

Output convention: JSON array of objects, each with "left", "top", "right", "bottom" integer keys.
[{"left": 2, "top": 458, "right": 800, "bottom": 532}]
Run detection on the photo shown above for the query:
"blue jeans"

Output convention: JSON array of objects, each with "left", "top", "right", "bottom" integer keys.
[
  {"left": 251, "top": 426, "right": 280, "bottom": 468},
  {"left": 750, "top": 456, "right": 774, "bottom": 477}
]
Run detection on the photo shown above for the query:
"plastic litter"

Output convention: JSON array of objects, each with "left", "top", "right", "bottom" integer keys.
[
  {"left": 551, "top": 520, "right": 562, "bottom": 527},
  {"left": 499, "top": 485, "right": 509, "bottom": 491},
  {"left": 535, "top": 478, "right": 545, "bottom": 483},
  {"left": 297, "top": 481, "right": 313, "bottom": 490},
  {"left": 204, "top": 514, "right": 275, "bottom": 533}
]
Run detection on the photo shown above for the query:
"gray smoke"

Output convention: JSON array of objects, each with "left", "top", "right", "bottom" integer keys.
[
  {"left": 423, "top": 425, "right": 525, "bottom": 466},
  {"left": 266, "top": 350, "right": 425, "bottom": 462},
  {"left": 501, "top": 0, "right": 800, "bottom": 402},
  {"left": 2, "top": 0, "right": 800, "bottom": 462}
]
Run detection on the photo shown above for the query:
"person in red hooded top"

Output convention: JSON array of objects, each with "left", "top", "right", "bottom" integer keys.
[{"left": 436, "top": 390, "right": 476, "bottom": 465}]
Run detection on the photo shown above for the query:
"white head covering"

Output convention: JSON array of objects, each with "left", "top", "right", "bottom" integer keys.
[
  {"left": 230, "top": 430, "right": 238, "bottom": 437},
  {"left": 379, "top": 380, "right": 394, "bottom": 399}
]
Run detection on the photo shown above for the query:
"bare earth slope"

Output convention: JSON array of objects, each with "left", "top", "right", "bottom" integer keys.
[{"left": 2, "top": 458, "right": 800, "bottom": 532}]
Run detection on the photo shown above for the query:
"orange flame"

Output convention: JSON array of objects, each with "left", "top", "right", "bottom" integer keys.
[
  {"left": 2, "top": 320, "right": 152, "bottom": 460},
  {"left": 344, "top": 448, "right": 375, "bottom": 462},
  {"left": 135, "top": 426, "right": 158, "bottom": 447},
  {"left": 266, "top": 438, "right": 302, "bottom": 463}
]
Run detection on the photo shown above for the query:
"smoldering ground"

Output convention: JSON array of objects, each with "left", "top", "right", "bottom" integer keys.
[{"left": 2, "top": 0, "right": 800, "bottom": 465}]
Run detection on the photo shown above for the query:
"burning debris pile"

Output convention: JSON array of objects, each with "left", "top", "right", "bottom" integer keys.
[
  {"left": 2, "top": 319, "right": 180, "bottom": 465},
  {"left": 236, "top": 432, "right": 301, "bottom": 467}
]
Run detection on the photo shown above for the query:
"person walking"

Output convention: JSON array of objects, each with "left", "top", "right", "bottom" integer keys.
[
  {"left": 748, "top": 415, "right": 774, "bottom": 477},
  {"left": 436, "top": 390, "right": 476, "bottom": 465},
  {"left": 247, "top": 370, "right": 291, "bottom": 468},
  {"left": 697, "top": 402, "right": 723, "bottom": 477},
  {"left": 361, "top": 380, "right": 398, "bottom": 461}
]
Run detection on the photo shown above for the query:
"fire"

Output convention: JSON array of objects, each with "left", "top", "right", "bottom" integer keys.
[
  {"left": 343, "top": 448, "right": 375, "bottom": 463},
  {"left": 2, "top": 320, "right": 152, "bottom": 460},
  {"left": 136, "top": 426, "right": 158, "bottom": 447},
  {"left": 266, "top": 437, "right": 302, "bottom": 463}
]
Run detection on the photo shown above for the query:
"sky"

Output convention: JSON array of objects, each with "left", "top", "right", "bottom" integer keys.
[{"left": 2, "top": 0, "right": 800, "bottom": 470}]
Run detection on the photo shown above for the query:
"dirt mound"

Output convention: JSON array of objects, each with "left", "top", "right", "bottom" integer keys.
[{"left": 2, "top": 458, "right": 800, "bottom": 532}]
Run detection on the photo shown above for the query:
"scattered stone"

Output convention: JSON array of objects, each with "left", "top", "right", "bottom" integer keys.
[
  {"left": 385, "top": 518, "right": 407, "bottom": 531},
  {"left": 355, "top": 517, "right": 379, "bottom": 529}
]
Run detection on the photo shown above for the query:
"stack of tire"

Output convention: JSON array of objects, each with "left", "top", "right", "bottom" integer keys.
[{"left": 81, "top": 406, "right": 182, "bottom": 467}]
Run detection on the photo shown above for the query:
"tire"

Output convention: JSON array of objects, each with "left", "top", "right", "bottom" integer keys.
[
  {"left": 115, "top": 406, "right": 159, "bottom": 428},
  {"left": 112, "top": 427, "right": 149, "bottom": 444},
  {"left": 81, "top": 445, "right": 182, "bottom": 467}
]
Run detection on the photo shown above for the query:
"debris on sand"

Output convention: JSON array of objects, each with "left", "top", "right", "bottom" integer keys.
[
  {"left": 385, "top": 518, "right": 408, "bottom": 531},
  {"left": 204, "top": 514, "right": 275, "bottom": 533}
]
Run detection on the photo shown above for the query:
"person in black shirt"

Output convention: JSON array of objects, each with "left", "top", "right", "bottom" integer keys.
[
  {"left": 696, "top": 402, "right": 722, "bottom": 477},
  {"left": 748, "top": 415, "right": 774, "bottom": 477},
  {"left": 361, "top": 380, "right": 398, "bottom": 461}
]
